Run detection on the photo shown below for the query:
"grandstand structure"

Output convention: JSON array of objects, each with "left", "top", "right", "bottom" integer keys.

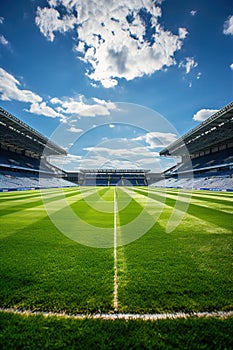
[
  {"left": 1, "top": 101, "right": 233, "bottom": 192},
  {"left": 0, "top": 107, "right": 77, "bottom": 191},
  {"left": 154, "top": 101, "right": 233, "bottom": 191},
  {"left": 71, "top": 169, "right": 149, "bottom": 186}
]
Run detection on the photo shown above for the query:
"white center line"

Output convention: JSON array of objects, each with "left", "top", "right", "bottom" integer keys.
[
  {"left": 113, "top": 187, "right": 118, "bottom": 312},
  {"left": 1, "top": 308, "right": 232, "bottom": 321}
]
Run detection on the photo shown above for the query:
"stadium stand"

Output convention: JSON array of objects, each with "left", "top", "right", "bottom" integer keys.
[
  {"left": 153, "top": 101, "right": 233, "bottom": 191},
  {"left": 0, "top": 171, "right": 75, "bottom": 191},
  {"left": 0, "top": 107, "right": 77, "bottom": 191},
  {"left": 76, "top": 169, "right": 149, "bottom": 186}
]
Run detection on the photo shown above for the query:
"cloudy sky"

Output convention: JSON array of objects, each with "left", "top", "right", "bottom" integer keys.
[{"left": 0, "top": 0, "right": 232, "bottom": 171}]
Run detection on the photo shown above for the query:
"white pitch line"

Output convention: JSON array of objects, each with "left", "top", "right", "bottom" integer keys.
[
  {"left": 113, "top": 187, "right": 118, "bottom": 311},
  {"left": 0, "top": 308, "right": 233, "bottom": 321}
]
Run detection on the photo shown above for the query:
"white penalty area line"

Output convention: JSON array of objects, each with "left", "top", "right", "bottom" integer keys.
[
  {"left": 113, "top": 187, "right": 118, "bottom": 311},
  {"left": 0, "top": 308, "right": 232, "bottom": 321}
]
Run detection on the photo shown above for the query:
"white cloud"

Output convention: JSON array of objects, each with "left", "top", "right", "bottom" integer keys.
[
  {"left": 101, "top": 79, "right": 118, "bottom": 89},
  {"left": 79, "top": 155, "right": 141, "bottom": 170},
  {"left": 50, "top": 96, "right": 63, "bottom": 104},
  {"left": 79, "top": 105, "right": 111, "bottom": 117},
  {"left": 179, "top": 57, "right": 198, "bottom": 74},
  {"left": 35, "top": 0, "right": 188, "bottom": 88},
  {"left": 49, "top": 135, "right": 175, "bottom": 171},
  {"left": 67, "top": 126, "right": 83, "bottom": 133},
  {"left": 0, "top": 17, "right": 4, "bottom": 24},
  {"left": 92, "top": 97, "right": 116, "bottom": 110},
  {"left": 26, "top": 101, "right": 64, "bottom": 118},
  {"left": 133, "top": 131, "right": 177, "bottom": 148},
  {"left": 190, "top": 10, "right": 197, "bottom": 16},
  {"left": 50, "top": 95, "right": 117, "bottom": 117},
  {"left": 0, "top": 67, "right": 117, "bottom": 123},
  {"left": 83, "top": 144, "right": 159, "bottom": 164},
  {"left": 230, "top": 63, "right": 233, "bottom": 70},
  {"left": 178, "top": 27, "right": 188, "bottom": 39},
  {"left": 49, "top": 141, "right": 169, "bottom": 171},
  {"left": 223, "top": 15, "right": 233, "bottom": 35},
  {"left": 48, "top": 154, "right": 82, "bottom": 165},
  {"left": 48, "top": 154, "right": 84, "bottom": 170},
  {"left": 193, "top": 109, "right": 219, "bottom": 122},
  {"left": 78, "top": 141, "right": 161, "bottom": 171},
  {"left": 0, "top": 67, "right": 42, "bottom": 103},
  {"left": 0, "top": 35, "right": 8, "bottom": 46},
  {"left": 35, "top": 6, "right": 77, "bottom": 42}
]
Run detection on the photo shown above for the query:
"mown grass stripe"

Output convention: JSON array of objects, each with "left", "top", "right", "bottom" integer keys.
[
  {"left": 0, "top": 209, "right": 49, "bottom": 239},
  {"left": 133, "top": 188, "right": 232, "bottom": 231},
  {"left": 69, "top": 199, "right": 114, "bottom": 228},
  {"left": 148, "top": 187, "right": 233, "bottom": 207},
  {"left": 0, "top": 187, "right": 75, "bottom": 200},
  {"left": 152, "top": 187, "right": 233, "bottom": 198},
  {"left": 0, "top": 190, "right": 56, "bottom": 203},
  {"left": 126, "top": 187, "right": 228, "bottom": 232},
  {"left": 68, "top": 187, "right": 115, "bottom": 214},
  {"left": 0, "top": 188, "right": 90, "bottom": 217},
  {"left": 0, "top": 189, "right": 75, "bottom": 208},
  {"left": 144, "top": 187, "right": 233, "bottom": 214},
  {"left": 117, "top": 189, "right": 145, "bottom": 226},
  {"left": 124, "top": 187, "right": 231, "bottom": 235}
]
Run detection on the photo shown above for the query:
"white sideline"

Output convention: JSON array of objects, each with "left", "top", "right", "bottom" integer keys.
[
  {"left": 0, "top": 308, "right": 232, "bottom": 321},
  {"left": 113, "top": 187, "right": 118, "bottom": 311}
]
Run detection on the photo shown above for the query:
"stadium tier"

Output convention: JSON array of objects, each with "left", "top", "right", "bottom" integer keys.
[
  {"left": 0, "top": 107, "right": 66, "bottom": 156},
  {"left": 0, "top": 107, "right": 77, "bottom": 191},
  {"left": 160, "top": 101, "right": 233, "bottom": 157},
  {"left": 151, "top": 176, "right": 233, "bottom": 191},
  {"left": 156, "top": 101, "right": 233, "bottom": 191},
  {"left": 0, "top": 148, "right": 52, "bottom": 172},
  {"left": 0, "top": 170, "right": 76, "bottom": 190}
]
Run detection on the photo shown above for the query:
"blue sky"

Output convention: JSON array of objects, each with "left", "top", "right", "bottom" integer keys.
[{"left": 0, "top": 0, "right": 232, "bottom": 171}]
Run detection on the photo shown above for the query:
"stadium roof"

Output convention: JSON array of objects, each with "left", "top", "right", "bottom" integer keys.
[
  {"left": 160, "top": 101, "right": 233, "bottom": 156},
  {"left": 0, "top": 107, "right": 67, "bottom": 156}
]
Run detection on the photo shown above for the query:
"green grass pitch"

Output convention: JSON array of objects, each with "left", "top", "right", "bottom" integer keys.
[{"left": 0, "top": 186, "right": 232, "bottom": 349}]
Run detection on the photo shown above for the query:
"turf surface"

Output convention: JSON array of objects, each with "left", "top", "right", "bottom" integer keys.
[
  {"left": 0, "top": 186, "right": 232, "bottom": 348},
  {"left": 0, "top": 312, "right": 232, "bottom": 350}
]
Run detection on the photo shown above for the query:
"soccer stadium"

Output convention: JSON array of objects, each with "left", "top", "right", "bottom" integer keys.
[{"left": 0, "top": 103, "right": 232, "bottom": 349}]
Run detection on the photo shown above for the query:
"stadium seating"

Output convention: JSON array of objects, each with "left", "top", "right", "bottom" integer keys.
[
  {"left": 151, "top": 174, "right": 233, "bottom": 191},
  {"left": 155, "top": 145, "right": 233, "bottom": 191},
  {"left": 192, "top": 176, "right": 233, "bottom": 190},
  {"left": 82, "top": 173, "right": 148, "bottom": 186},
  {"left": 0, "top": 148, "right": 53, "bottom": 172},
  {"left": 0, "top": 147, "right": 78, "bottom": 191},
  {"left": 169, "top": 148, "right": 233, "bottom": 175},
  {"left": 0, "top": 170, "right": 77, "bottom": 191}
]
